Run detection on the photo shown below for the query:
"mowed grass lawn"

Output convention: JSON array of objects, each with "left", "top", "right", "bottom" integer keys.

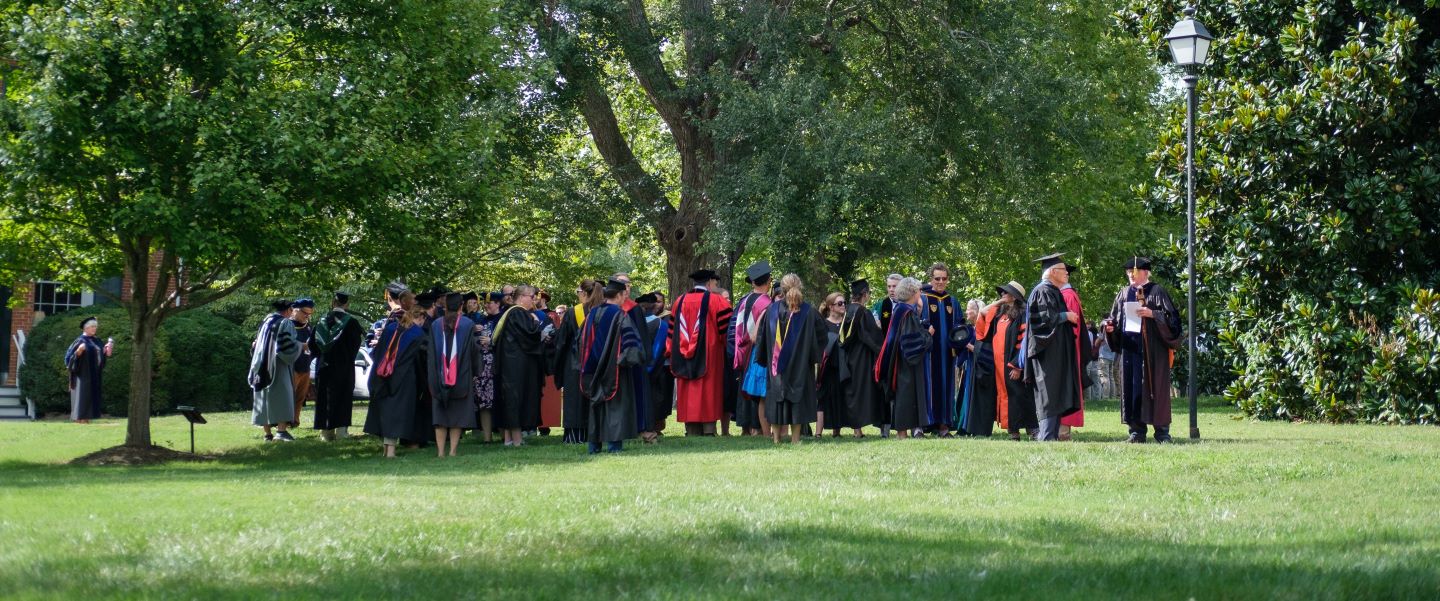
[{"left": 1, "top": 397, "right": 1438, "bottom": 600}]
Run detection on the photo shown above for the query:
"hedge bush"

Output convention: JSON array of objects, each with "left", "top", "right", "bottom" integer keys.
[{"left": 19, "top": 307, "right": 255, "bottom": 417}]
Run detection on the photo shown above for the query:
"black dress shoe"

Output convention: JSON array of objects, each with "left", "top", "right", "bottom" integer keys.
[
  {"left": 1126, "top": 432, "right": 1146, "bottom": 444},
  {"left": 1154, "top": 434, "right": 1173, "bottom": 444}
]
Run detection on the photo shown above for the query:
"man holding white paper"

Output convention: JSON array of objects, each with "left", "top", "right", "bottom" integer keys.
[{"left": 1102, "top": 257, "right": 1184, "bottom": 443}]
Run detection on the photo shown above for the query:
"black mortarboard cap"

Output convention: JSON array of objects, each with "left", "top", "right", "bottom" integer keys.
[
  {"left": 461, "top": 291, "right": 478, "bottom": 302},
  {"left": 1034, "top": 252, "right": 1067, "bottom": 270},
  {"left": 745, "top": 261, "right": 771, "bottom": 284},
  {"left": 334, "top": 291, "right": 350, "bottom": 305},
  {"left": 635, "top": 292, "right": 658, "bottom": 304},
  {"left": 850, "top": 279, "right": 870, "bottom": 297},
  {"left": 1123, "top": 256, "right": 1153, "bottom": 270},
  {"left": 488, "top": 291, "right": 504, "bottom": 302},
  {"left": 689, "top": 269, "right": 719, "bottom": 283},
  {"left": 385, "top": 281, "right": 408, "bottom": 298},
  {"left": 415, "top": 291, "right": 437, "bottom": 308},
  {"left": 605, "top": 278, "right": 628, "bottom": 295}
]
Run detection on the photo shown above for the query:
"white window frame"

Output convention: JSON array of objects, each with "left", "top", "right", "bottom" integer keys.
[{"left": 32, "top": 280, "right": 94, "bottom": 316}]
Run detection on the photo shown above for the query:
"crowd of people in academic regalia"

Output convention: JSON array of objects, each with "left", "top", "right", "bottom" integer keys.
[{"left": 244, "top": 252, "right": 1185, "bottom": 455}]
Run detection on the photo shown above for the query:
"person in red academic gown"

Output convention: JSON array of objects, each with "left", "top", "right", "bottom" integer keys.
[{"left": 668, "top": 269, "right": 733, "bottom": 436}]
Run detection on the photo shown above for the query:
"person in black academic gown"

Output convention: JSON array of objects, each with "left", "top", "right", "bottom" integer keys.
[
  {"left": 429, "top": 293, "right": 481, "bottom": 456},
  {"left": 492, "top": 284, "right": 547, "bottom": 446},
  {"left": 875, "top": 277, "right": 932, "bottom": 439},
  {"left": 965, "top": 282, "right": 1037, "bottom": 439},
  {"left": 639, "top": 293, "right": 674, "bottom": 438},
  {"left": 611, "top": 273, "right": 653, "bottom": 441},
  {"left": 1102, "top": 257, "right": 1184, "bottom": 443},
  {"left": 1022, "top": 253, "right": 1085, "bottom": 441},
  {"left": 753, "top": 274, "right": 826, "bottom": 444},
  {"left": 816, "top": 292, "right": 849, "bottom": 437},
  {"left": 311, "top": 291, "right": 366, "bottom": 441},
  {"left": 552, "top": 279, "right": 600, "bottom": 444},
  {"left": 364, "top": 305, "right": 429, "bottom": 457},
  {"left": 839, "top": 279, "right": 883, "bottom": 437},
  {"left": 64, "top": 316, "right": 112, "bottom": 423},
  {"left": 579, "top": 279, "right": 646, "bottom": 453}
]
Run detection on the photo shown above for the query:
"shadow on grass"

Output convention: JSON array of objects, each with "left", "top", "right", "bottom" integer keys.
[{"left": 1, "top": 515, "right": 1433, "bottom": 600}]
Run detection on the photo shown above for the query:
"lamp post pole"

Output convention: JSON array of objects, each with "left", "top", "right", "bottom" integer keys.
[
  {"left": 1184, "top": 67, "right": 1200, "bottom": 440},
  {"left": 1166, "top": 5, "right": 1211, "bottom": 441}
]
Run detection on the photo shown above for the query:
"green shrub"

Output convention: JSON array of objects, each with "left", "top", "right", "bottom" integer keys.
[{"left": 19, "top": 307, "right": 254, "bottom": 416}]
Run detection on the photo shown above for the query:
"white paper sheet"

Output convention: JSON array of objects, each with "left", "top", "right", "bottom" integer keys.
[{"left": 1123, "top": 302, "right": 1143, "bottom": 333}]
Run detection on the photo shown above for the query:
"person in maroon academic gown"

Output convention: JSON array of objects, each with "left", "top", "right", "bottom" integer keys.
[{"left": 1102, "top": 257, "right": 1183, "bottom": 443}]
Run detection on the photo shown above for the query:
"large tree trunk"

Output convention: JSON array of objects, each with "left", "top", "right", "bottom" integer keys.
[
  {"left": 124, "top": 313, "right": 159, "bottom": 447},
  {"left": 120, "top": 244, "right": 166, "bottom": 448}
]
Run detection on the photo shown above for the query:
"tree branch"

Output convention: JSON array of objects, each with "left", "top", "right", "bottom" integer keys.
[
  {"left": 449, "top": 218, "right": 561, "bottom": 279},
  {"left": 601, "top": 0, "right": 695, "bottom": 146},
  {"left": 538, "top": 7, "right": 676, "bottom": 223}
]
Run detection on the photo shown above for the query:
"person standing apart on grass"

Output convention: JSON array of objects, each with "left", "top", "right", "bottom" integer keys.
[
  {"left": 65, "top": 316, "right": 112, "bottom": 424},
  {"left": 875, "top": 277, "right": 931, "bottom": 439},
  {"left": 840, "top": 280, "right": 884, "bottom": 438},
  {"left": 669, "top": 269, "right": 733, "bottom": 437},
  {"left": 579, "top": 279, "right": 646, "bottom": 454},
  {"left": 752, "top": 274, "right": 824, "bottom": 444},
  {"left": 731, "top": 261, "right": 774, "bottom": 437},
  {"left": 493, "top": 285, "right": 549, "bottom": 446},
  {"left": 289, "top": 298, "right": 316, "bottom": 428},
  {"left": 552, "top": 279, "right": 602, "bottom": 444},
  {"left": 816, "top": 292, "right": 849, "bottom": 437},
  {"left": 365, "top": 304, "right": 429, "bottom": 458},
  {"left": 249, "top": 299, "right": 300, "bottom": 442},
  {"left": 1021, "top": 254, "right": 1086, "bottom": 442},
  {"left": 1103, "top": 257, "right": 1184, "bottom": 444},
  {"left": 312, "top": 291, "right": 365, "bottom": 441},
  {"left": 429, "top": 293, "right": 481, "bottom": 457}
]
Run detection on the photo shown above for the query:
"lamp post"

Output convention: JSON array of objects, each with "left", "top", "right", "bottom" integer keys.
[{"left": 1165, "top": 6, "right": 1213, "bottom": 440}]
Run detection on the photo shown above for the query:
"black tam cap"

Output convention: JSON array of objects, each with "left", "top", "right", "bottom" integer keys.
[
  {"left": 745, "top": 261, "right": 771, "bottom": 284},
  {"left": 488, "top": 291, "right": 504, "bottom": 302},
  {"left": 333, "top": 291, "right": 351, "bottom": 305},
  {"left": 415, "top": 291, "right": 437, "bottom": 308},
  {"left": 291, "top": 297, "right": 315, "bottom": 309},
  {"left": 850, "top": 279, "right": 870, "bottom": 297},
  {"left": 461, "top": 291, "right": 479, "bottom": 302},
  {"left": 79, "top": 316, "right": 98, "bottom": 329},
  {"left": 689, "top": 269, "right": 719, "bottom": 284},
  {"left": 444, "top": 292, "right": 464, "bottom": 312},
  {"left": 270, "top": 298, "right": 293, "bottom": 312},
  {"left": 1123, "top": 256, "right": 1153, "bottom": 270},
  {"left": 635, "top": 292, "right": 658, "bottom": 304}
]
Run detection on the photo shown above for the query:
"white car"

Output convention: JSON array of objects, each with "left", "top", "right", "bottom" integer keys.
[{"left": 307, "top": 347, "right": 374, "bottom": 400}]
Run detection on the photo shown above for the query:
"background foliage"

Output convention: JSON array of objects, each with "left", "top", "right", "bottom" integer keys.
[{"left": 1122, "top": 0, "right": 1440, "bottom": 422}]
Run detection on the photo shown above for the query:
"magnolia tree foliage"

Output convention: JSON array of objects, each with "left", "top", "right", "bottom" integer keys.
[
  {"left": 0, "top": 0, "right": 516, "bottom": 446},
  {"left": 1122, "top": 1, "right": 1440, "bottom": 422}
]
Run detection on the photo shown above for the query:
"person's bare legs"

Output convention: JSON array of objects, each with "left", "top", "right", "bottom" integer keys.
[
  {"left": 434, "top": 427, "right": 446, "bottom": 457},
  {"left": 815, "top": 412, "right": 825, "bottom": 438},
  {"left": 480, "top": 410, "right": 493, "bottom": 442},
  {"left": 448, "top": 428, "right": 462, "bottom": 455},
  {"left": 789, "top": 424, "right": 801, "bottom": 444},
  {"left": 758, "top": 402, "right": 770, "bottom": 437}
]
